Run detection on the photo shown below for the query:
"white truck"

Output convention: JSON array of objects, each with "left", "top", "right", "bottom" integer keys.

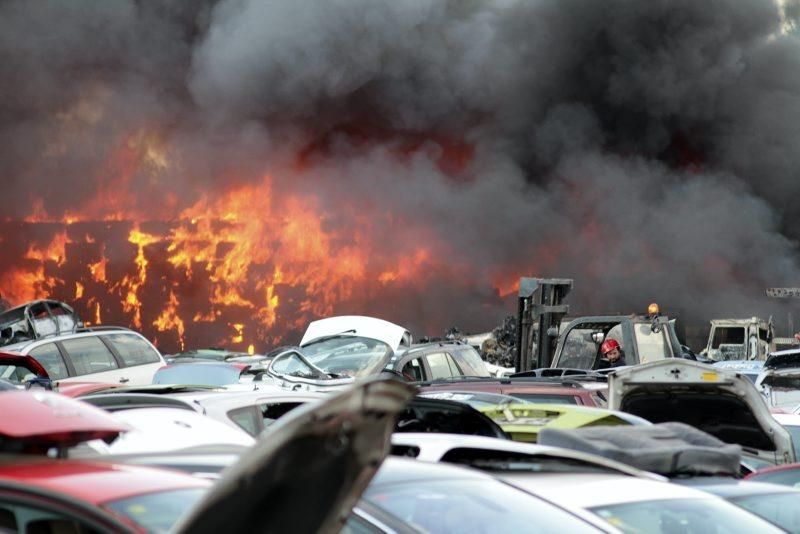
[{"left": 700, "top": 317, "right": 774, "bottom": 361}]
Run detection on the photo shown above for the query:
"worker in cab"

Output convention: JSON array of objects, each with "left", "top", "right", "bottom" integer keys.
[{"left": 598, "top": 338, "right": 626, "bottom": 369}]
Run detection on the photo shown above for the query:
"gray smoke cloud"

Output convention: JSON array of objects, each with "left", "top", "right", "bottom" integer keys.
[{"left": 2, "top": 0, "right": 800, "bottom": 344}]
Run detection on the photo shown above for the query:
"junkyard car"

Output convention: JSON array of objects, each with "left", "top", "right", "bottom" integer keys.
[
  {"left": 511, "top": 475, "right": 784, "bottom": 533},
  {"left": 3, "top": 327, "right": 166, "bottom": 385},
  {"left": 756, "top": 349, "right": 800, "bottom": 410},
  {"left": 362, "top": 457, "right": 619, "bottom": 533},
  {"left": 389, "top": 432, "right": 664, "bottom": 480},
  {"left": 267, "top": 316, "right": 488, "bottom": 391},
  {"left": 81, "top": 385, "right": 324, "bottom": 436},
  {"left": 0, "top": 300, "right": 81, "bottom": 347},
  {"left": 0, "top": 377, "right": 417, "bottom": 533},
  {"left": 417, "top": 376, "right": 607, "bottom": 406},
  {"left": 608, "top": 359, "right": 795, "bottom": 465}
]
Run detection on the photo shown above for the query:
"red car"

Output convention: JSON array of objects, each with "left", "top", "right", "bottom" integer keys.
[{"left": 417, "top": 378, "right": 607, "bottom": 407}]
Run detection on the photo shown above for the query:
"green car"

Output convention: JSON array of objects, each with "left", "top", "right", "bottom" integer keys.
[{"left": 479, "top": 403, "right": 648, "bottom": 442}]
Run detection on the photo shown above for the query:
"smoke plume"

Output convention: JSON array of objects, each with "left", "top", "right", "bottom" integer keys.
[{"left": 2, "top": 0, "right": 800, "bottom": 348}]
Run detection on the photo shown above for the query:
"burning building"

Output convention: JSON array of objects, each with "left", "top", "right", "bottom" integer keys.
[{"left": 2, "top": 0, "right": 800, "bottom": 353}]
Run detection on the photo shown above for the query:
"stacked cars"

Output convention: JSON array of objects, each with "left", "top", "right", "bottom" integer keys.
[{"left": 5, "top": 306, "right": 800, "bottom": 533}]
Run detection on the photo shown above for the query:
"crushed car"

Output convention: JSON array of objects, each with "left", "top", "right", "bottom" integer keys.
[{"left": 0, "top": 300, "right": 81, "bottom": 347}]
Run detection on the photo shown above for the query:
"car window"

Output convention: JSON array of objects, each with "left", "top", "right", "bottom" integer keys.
[
  {"left": 228, "top": 406, "right": 262, "bottom": 436},
  {"left": 28, "top": 343, "right": 68, "bottom": 379},
  {"left": 455, "top": 347, "right": 490, "bottom": 377},
  {"left": 557, "top": 327, "right": 598, "bottom": 369},
  {"left": 260, "top": 401, "right": 306, "bottom": 428},
  {"left": 105, "top": 333, "right": 161, "bottom": 366},
  {"left": 426, "top": 353, "right": 458, "bottom": 380},
  {"left": 400, "top": 358, "right": 426, "bottom": 381},
  {"left": 512, "top": 393, "right": 578, "bottom": 404},
  {"left": 105, "top": 488, "right": 206, "bottom": 532},
  {"left": 365, "top": 478, "right": 599, "bottom": 533},
  {"left": 60, "top": 337, "right": 119, "bottom": 375},
  {"left": 0, "top": 500, "right": 104, "bottom": 534},
  {"left": 590, "top": 498, "right": 783, "bottom": 534},
  {"left": 730, "top": 492, "right": 800, "bottom": 533}
]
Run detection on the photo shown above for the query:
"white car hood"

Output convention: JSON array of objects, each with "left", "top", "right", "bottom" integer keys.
[{"left": 300, "top": 315, "right": 411, "bottom": 351}]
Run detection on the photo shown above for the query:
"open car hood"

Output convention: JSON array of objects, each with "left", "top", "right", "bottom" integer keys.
[
  {"left": 174, "top": 376, "right": 415, "bottom": 534},
  {"left": 0, "top": 391, "right": 126, "bottom": 450},
  {"left": 300, "top": 315, "right": 411, "bottom": 351},
  {"left": 608, "top": 360, "right": 794, "bottom": 464}
]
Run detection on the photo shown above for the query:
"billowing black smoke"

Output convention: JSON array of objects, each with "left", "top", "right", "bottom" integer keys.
[{"left": 2, "top": 0, "right": 800, "bottom": 345}]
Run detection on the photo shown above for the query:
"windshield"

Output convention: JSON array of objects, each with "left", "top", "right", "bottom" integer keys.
[
  {"left": 301, "top": 336, "right": 391, "bottom": 378},
  {"left": 730, "top": 492, "right": 800, "bottom": 532},
  {"left": 104, "top": 488, "right": 206, "bottom": 532},
  {"left": 365, "top": 479, "right": 598, "bottom": 533},
  {"left": 589, "top": 498, "right": 783, "bottom": 533},
  {"left": 634, "top": 323, "right": 672, "bottom": 363}
]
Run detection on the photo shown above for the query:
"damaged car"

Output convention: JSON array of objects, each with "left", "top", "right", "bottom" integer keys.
[{"left": 607, "top": 359, "right": 795, "bottom": 466}]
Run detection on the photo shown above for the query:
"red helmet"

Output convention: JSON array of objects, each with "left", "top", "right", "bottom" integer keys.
[{"left": 600, "top": 338, "right": 621, "bottom": 355}]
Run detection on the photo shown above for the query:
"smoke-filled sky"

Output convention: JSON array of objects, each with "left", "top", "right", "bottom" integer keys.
[{"left": 2, "top": 0, "right": 800, "bottom": 342}]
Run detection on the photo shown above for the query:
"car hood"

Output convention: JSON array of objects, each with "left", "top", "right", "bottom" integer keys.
[
  {"left": 478, "top": 403, "right": 642, "bottom": 443},
  {"left": 300, "top": 315, "right": 411, "bottom": 351},
  {"left": 173, "top": 377, "right": 415, "bottom": 534},
  {"left": 608, "top": 360, "right": 794, "bottom": 464},
  {"left": 0, "top": 391, "right": 127, "bottom": 450}
]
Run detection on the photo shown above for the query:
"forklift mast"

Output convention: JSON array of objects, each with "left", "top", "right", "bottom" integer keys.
[{"left": 516, "top": 277, "right": 573, "bottom": 371}]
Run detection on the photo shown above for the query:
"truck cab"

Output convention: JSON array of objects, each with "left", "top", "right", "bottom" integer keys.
[
  {"left": 701, "top": 318, "right": 774, "bottom": 361},
  {"left": 551, "top": 313, "right": 685, "bottom": 370}
]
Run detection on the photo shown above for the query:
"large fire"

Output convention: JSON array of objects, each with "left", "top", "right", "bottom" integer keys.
[{"left": 0, "top": 131, "right": 512, "bottom": 353}]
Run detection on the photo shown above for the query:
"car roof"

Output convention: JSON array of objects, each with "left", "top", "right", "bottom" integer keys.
[
  {"left": 390, "top": 432, "right": 662, "bottom": 479},
  {"left": 5, "top": 327, "right": 147, "bottom": 352},
  {"left": 0, "top": 458, "right": 209, "bottom": 505},
  {"left": 676, "top": 477, "right": 800, "bottom": 498}
]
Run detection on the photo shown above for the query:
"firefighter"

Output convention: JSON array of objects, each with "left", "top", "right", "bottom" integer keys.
[{"left": 598, "top": 338, "right": 626, "bottom": 368}]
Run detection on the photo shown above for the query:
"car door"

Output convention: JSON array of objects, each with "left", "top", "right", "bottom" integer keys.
[
  {"left": 56, "top": 336, "right": 126, "bottom": 384},
  {"left": 101, "top": 332, "right": 165, "bottom": 384},
  {"left": 396, "top": 356, "right": 428, "bottom": 381}
]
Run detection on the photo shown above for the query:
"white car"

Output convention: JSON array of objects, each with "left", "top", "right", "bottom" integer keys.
[
  {"left": 73, "top": 407, "right": 256, "bottom": 456},
  {"left": 390, "top": 432, "right": 664, "bottom": 479},
  {"left": 506, "top": 474, "right": 784, "bottom": 533},
  {"left": 80, "top": 385, "right": 325, "bottom": 436},
  {"left": 3, "top": 327, "right": 166, "bottom": 386}
]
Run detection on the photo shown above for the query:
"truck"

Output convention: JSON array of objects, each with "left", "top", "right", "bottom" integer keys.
[
  {"left": 699, "top": 317, "right": 775, "bottom": 361},
  {"left": 515, "top": 277, "right": 688, "bottom": 372}
]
